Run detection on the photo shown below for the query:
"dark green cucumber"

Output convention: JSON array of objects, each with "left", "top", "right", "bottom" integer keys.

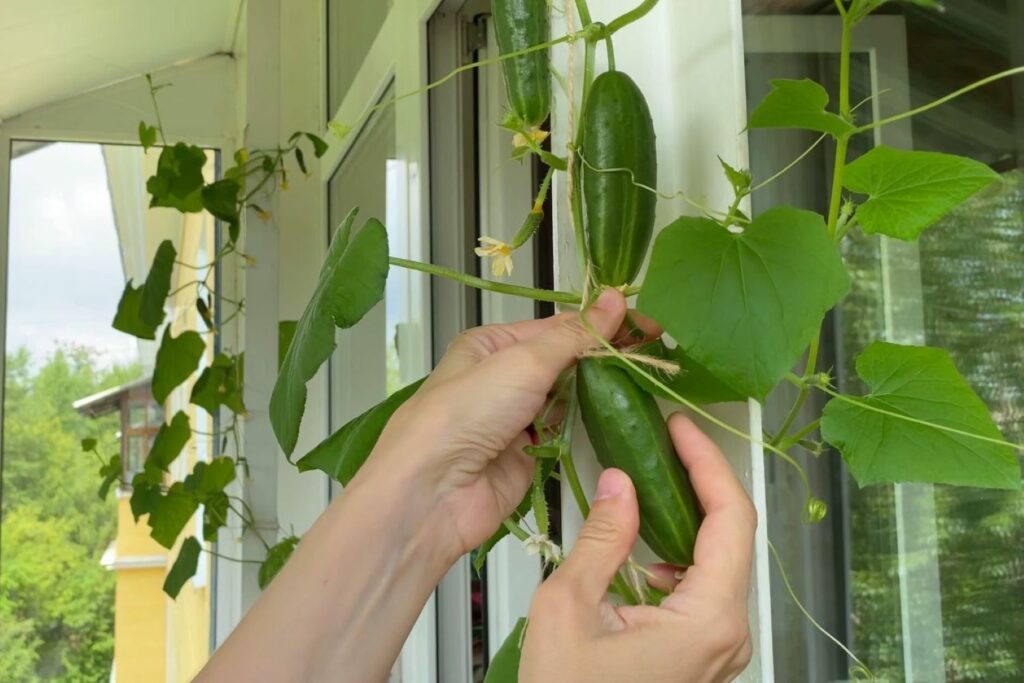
[
  {"left": 492, "top": 0, "right": 550, "bottom": 128},
  {"left": 577, "top": 358, "right": 700, "bottom": 566},
  {"left": 582, "top": 71, "right": 658, "bottom": 287}
]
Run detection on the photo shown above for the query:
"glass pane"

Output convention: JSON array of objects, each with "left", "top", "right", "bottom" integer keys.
[
  {"left": 2, "top": 141, "right": 218, "bottom": 680},
  {"left": 744, "top": 4, "right": 1024, "bottom": 681},
  {"left": 327, "top": 0, "right": 395, "bottom": 117}
]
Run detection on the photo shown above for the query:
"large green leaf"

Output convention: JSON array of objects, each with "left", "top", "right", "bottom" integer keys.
[
  {"left": 258, "top": 536, "right": 301, "bottom": 590},
  {"left": 271, "top": 208, "right": 390, "bottom": 456},
  {"left": 112, "top": 240, "right": 176, "bottom": 340},
  {"left": 98, "top": 455, "right": 122, "bottom": 500},
  {"left": 163, "top": 537, "right": 201, "bottom": 598},
  {"left": 148, "top": 483, "right": 199, "bottom": 548},
  {"left": 129, "top": 479, "right": 162, "bottom": 521},
  {"left": 603, "top": 340, "right": 746, "bottom": 405},
  {"left": 297, "top": 378, "right": 425, "bottom": 482},
  {"left": 484, "top": 618, "right": 528, "bottom": 683},
  {"left": 821, "top": 341, "right": 1021, "bottom": 490},
  {"left": 843, "top": 146, "right": 1000, "bottom": 240},
  {"left": 191, "top": 353, "right": 246, "bottom": 416},
  {"left": 203, "top": 492, "right": 230, "bottom": 537},
  {"left": 748, "top": 79, "right": 856, "bottom": 138},
  {"left": 201, "top": 178, "right": 242, "bottom": 243},
  {"left": 638, "top": 207, "right": 850, "bottom": 401},
  {"left": 183, "top": 458, "right": 236, "bottom": 502},
  {"left": 152, "top": 328, "right": 205, "bottom": 403},
  {"left": 147, "top": 143, "right": 206, "bottom": 212},
  {"left": 143, "top": 412, "right": 191, "bottom": 475}
]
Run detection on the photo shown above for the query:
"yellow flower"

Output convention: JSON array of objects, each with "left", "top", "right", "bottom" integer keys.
[
  {"left": 475, "top": 236, "right": 514, "bottom": 277},
  {"left": 513, "top": 126, "right": 550, "bottom": 150}
]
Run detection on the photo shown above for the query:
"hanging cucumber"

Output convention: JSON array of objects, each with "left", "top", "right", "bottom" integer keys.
[
  {"left": 577, "top": 358, "right": 700, "bottom": 566},
  {"left": 492, "top": 0, "right": 551, "bottom": 129},
  {"left": 582, "top": 71, "right": 658, "bottom": 287}
]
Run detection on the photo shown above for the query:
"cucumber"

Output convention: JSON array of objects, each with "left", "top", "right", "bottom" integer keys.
[
  {"left": 577, "top": 358, "right": 700, "bottom": 566},
  {"left": 582, "top": 71, "right": 658, "bottom": 287},
  {"left": 492, "top": 0, "right": 550, "bottom": 128}
]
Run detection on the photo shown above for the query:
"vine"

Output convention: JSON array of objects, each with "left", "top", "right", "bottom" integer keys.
[{"left": 100, "top": 1, "right": 1024, "bottom": 677}]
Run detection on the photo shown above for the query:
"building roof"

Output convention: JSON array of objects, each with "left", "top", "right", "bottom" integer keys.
[{"left": 73, "top": 377, "right": 152, "bottom": 418}]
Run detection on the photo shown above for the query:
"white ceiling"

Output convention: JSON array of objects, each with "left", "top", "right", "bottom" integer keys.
[{"left": 0, "top": 0, "right": 243, "bottom": 122}]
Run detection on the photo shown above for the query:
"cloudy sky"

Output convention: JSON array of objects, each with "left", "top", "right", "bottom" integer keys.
[{"left": 7, "top": 142, "right": 139, "bottom": 368}]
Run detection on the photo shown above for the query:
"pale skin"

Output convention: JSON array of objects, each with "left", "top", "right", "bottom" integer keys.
[{"left": 197, "top": 289, "right": 756, "bottom": 682}]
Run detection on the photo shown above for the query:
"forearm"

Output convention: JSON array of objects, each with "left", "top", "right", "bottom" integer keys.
[{"left": 198, "top": 459, "right": 456, "bottom": 682}]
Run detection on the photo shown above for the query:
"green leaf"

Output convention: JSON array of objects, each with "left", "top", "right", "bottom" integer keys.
[
  {"left": 98, "top": 455, "right": 122, "bottom": 500},
  {"left": 138, "top": 121, "right": 158, "bottom": 151},
  {"left": 183, "top": 458, "right": 236, "bottom": 502},
  {"left": 163, "top": 537, "right": 201, "bottom": 598},
  {"left": 146, "top": 143, "right": 207, "bottom": 212},
  {"left": 297, "top": 377, "right": 425, "bottom": 482},
  {"left": 144, "top": 411, "right": 191, "bottom": 474},
  {"left": 484, "top": 618, "right": 528, "bottom": 683},
  {"left": 271, "top": 208, "right": 390, "bottom": 456},
  {"left": 129, "top": 478, "right": 162, "bottom": 521},
  {"left": 258, "top": 536, "right": 301, "bottom": 590},
  {"left": 81, "top": 437, "right": 97, "bottom": 452},
  {"left": 294, "top": 147, "right": 308, "bottom": 175},
  {"left": 148, "top": 483, "right": 199, "bottom": 548},
  {"left": 152, "top": 328, "right": 205, "bottom": 403},
  {"left": 112, "top": 240, "right": 176, "bottom": 340},
  {"left": 304, "top": 132, "right": 329, "bottom": 158},
  {"left": 821, "top": 341, "right": 1021, "bottom": 490},
  {"left": 603, "top": 340, "right": 746, "bottom": 405},
  {"left": 843, "top": 145, "right": 1000, "bottom": 240},
  {"left": 718, "top": 157, "right": 751, "bottom": 196},
  {"left": 191, "top": 353, "right": 246, "bottom": 417},
  {"left": 201, "top": 179, "right": 242, "bottom": 243},
  {"left": 197, "top": 296, "right": 214, "bottom": 331},
  {"left": 748, "top": 79, "right": 856, "bottom": 138},
  {"left": 203, "top": 491, "right": 230, "bottom": 537},
  {"left": 638, "top": 207, "right": 850, "bottom": 401},
  {"left": 278, "top": 320, "right": 297, "bottom": 371}
]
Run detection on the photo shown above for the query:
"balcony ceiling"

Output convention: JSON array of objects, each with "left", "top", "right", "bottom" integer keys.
[{"left": 0, "top": 0, "right": 242, "bottom": 122}]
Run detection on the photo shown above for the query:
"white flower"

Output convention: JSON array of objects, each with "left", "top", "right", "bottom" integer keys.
[
  {"left": 523, "top": 534, "right": 562, "bottom": 565},
  {"left": 475, "top": 236, "right": 514, "bottom": 278}
]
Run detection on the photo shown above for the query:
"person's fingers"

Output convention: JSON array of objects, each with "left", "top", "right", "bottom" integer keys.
[
  {"left": 667, "top": 414, "right": 756, "bottom": 597},
  {"left": 547, "top": 468, "right": 639, "bottom": 605},
  {"left": 611, "top": 311, "right": 663, "bottom": 346},
  {"left": 645, "top": 563, "right": 684, "bottom": 594},
  {"left": 431, "top": 316, "right": 566, "bottom": 381},
  {"left": 497, "top": 289, "right": 627, "bottom": 388}
]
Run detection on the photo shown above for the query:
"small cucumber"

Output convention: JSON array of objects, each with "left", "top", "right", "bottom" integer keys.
[
  {"left": 492, "top": 0, "right": 551, "bottom": 128},
  {"left": 577, "top": 358, "right": 700, "bottom": 566},
  {"left": 582, "top": 71, "right": 658, "bottom": 287}
]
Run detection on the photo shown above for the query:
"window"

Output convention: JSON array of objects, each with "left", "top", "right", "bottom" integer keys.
[
  {"left": 327, "top": 0, "right": 395, "bottom": 117},
  {"left": 743, "top": 3, "right": 1024, "bottom": 680}
]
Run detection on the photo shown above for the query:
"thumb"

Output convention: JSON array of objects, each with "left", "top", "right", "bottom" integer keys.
[
  {"left": 551, "top": 469, "right": 639, "bottom": 604},
  {"left": 513, "top": 288, "right": 627, "bottom": 382}
]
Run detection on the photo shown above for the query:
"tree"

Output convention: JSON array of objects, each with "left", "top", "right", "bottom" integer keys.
[{"left": 1, "top": 346, "right": 138, "bottom": 681}]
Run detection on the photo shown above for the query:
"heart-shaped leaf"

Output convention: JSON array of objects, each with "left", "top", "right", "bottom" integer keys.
[
  {"left": 112, "top": 240, "right": 176, "bottom": 340},
  {"left": 163, "top": 537, "right": 201, "bottom": 598},
  {"left": 191, "top": 353, "right": 246, "bottom": 417},
  {"left": 638, "top": 207, "right": 850, "bottom": 401},
  {"left": 147, "top": 143, "right": 207, "bottom": 212},
  {"left": 270, "top": 208, "right": 389, "bottom": 457},
  {"left": 843, "top": 145, "right": 1000, "bottom": 240},
  {"left": 152, "top": 328, "right": 205, "bottom": 403},
  {"left": 821, "top": 341, "right": 1021, "bottom": 490},
  {"left": 748, "top": 79, "right": 855, "bottom": 138}
]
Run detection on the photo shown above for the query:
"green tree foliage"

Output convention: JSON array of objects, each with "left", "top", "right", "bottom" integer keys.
[{"left": 1, "top": 346, "right": 138, "bottom": 681}]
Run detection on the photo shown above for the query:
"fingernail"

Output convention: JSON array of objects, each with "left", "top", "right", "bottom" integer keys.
[
  {"left": 593, "top": 288, "right": 619, "bottom": 312},
  {"left": 594, "top": 469, "right": 625, "bottom": 501}
]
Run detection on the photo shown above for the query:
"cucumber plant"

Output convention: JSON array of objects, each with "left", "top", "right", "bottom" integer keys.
[{"left": 103, "top": 0, "right": 1024, "bottom": 675}]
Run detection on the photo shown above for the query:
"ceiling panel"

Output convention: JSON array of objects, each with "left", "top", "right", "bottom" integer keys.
[{"left": 0, "top": 0, "right": 242, "bottom": 121}]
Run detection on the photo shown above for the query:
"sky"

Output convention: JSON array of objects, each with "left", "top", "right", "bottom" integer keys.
[{"left": 7, "top": 142, "right": 139, "bottom": 369}]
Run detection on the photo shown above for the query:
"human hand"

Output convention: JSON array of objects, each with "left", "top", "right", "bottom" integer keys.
[
  {"left": 355, "top": 288, "right": 657, "bottom": 562},
  {"left": 520, "top": 415, "right": 756, "bottom": 683}
]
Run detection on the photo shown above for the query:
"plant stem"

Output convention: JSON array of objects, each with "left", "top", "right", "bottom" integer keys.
[
  {"left": 389, "top": 257, "right": 581, "bottom": 305},
  {"left": 205, "top": 548, "right": 263, "bottom": 565},
  {"left": 145, "top": 74, "right": 168, "bottom": 146},
  {"left": 574, "top": 0, "right": 593, "bottom": 26},
  {"left": 777, "top": 419, "right": 822, "bottom": 452},
  {"left": 503, "top": 518, "right": 531, "bottom": 542},
  {"left": 855, "top": 65, "right": 1024, "bottom": 134},
  {"left": 607, "top": 0, "right": 660, "bottom": 35},
  {"left": 827, "top": 14, "right": 853, "bottom": 240},
  {"left": 605, "top": 36, "right": 617, "bottom": 70},
  {"left": 568, "top": 38, "right": 598, "bottom": 288},
  {"left": 770, "top": 336, "right": 820, "bottom": 448},
  {"left": 750, "top": 133, "right": 827, "bottom": 194}
]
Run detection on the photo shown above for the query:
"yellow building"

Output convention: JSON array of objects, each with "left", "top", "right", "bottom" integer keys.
[{"left": 74, "top": 146, "right": 218, "bottom": 682}]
